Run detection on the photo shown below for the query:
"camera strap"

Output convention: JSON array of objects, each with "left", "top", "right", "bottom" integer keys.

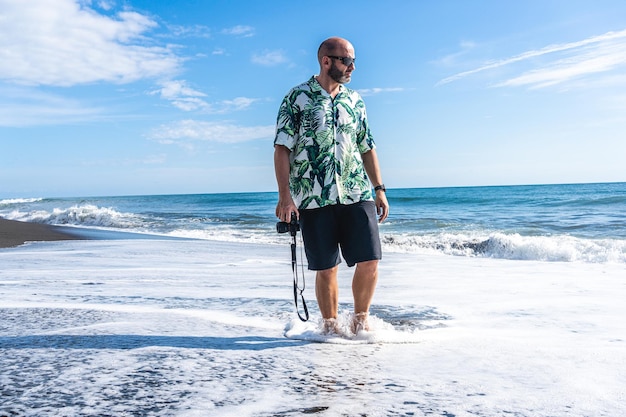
[{"left": 290, "top": 233, "right": 309, "bottom": 322}]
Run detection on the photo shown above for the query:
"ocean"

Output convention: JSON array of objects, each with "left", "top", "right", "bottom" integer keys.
[
  {"left": 1, "top": 182, "right": 625, "bottom": 416},
  {"left": 2, "top": 182, "right": 625, "bottom": 263}
]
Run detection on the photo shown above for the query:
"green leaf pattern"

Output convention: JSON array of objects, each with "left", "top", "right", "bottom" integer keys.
[{"left": 274, "top": 77, "right": 375, "bottom": 209}]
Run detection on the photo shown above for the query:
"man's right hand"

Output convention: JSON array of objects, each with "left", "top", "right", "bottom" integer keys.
[{"left": 275, "top": 197, "right": 299, "bottom": 222}]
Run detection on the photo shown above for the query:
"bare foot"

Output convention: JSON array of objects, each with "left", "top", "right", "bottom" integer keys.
[
  {"left": 321, "top": 318, "right": 340, "bottom": 335},
  {"left": 351, "top": 312, "right": 370, "bottom": 334}
]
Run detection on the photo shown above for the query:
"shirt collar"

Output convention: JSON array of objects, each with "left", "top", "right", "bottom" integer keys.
[{"left": 310, "top": 76, "right": 345, "bottom": 96}]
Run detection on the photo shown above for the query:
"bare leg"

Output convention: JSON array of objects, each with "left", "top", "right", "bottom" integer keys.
[
  {"left": 315, "top": 265, "right": 339, "bottom": 319},
  {"left": 315, "top": 266, "right": 340, "bottom": 334},
  {"left": 353, "top": 260, "right": 378, "bottom": 313},
  {"left": 352, "top": 260, "right": 378, "bottom": 332}
]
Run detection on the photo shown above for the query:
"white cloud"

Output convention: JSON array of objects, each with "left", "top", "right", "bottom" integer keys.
[
  {"left": 437, "top": 28, "right": 626, "bottom": 89},
  {"left": 252, "top": 50, "right": 287, "bottom": 66},
  {"left": 150, "top": 81, "right": 259, "bottom": 113},
  {"left": 166, "top": 24, "right": 211, "bottom": 39},
  {"left": 0, "top": 0, "right": 181, "bottom": 86},
  {"left": 218, "top": 97, "right": 259, "bottom": 112},
  {"left": 433, "top": 40, "right": 478, "bottom": 68},
  {"left": 150, "top": 80, "right": 209, "bottom": 111},
  {"left": 496, "top": 39, "right": 626, "bottom": 89},
  {"left": 155, "top": 81, "right": 206, "bottom": 100},
  {"left": 93, "top": 0, "right": 114, "bottom": 11},
  {"left": 358, "top": 87, "right": 406, "bottom": 96},
  {"left": 148, "top": 120, "right": 274, "bottom": 145},
  {"left": 221, "top": 25, "right": 255, "bottom": 37}
]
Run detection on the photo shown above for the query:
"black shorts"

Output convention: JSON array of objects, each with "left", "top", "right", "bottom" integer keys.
[{"left": 299, "top": 201, "right": 382, "bottom": 270}]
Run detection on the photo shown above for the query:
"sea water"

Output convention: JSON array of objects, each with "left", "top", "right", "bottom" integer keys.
[
  {"left": 2, "top": 182, "right": 625, "bottom": 263},
  {"left": 1, "top": 183, "right": 625, "bottom": 416}
]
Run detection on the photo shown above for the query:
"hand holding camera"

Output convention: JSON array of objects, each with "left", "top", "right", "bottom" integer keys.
[{"left": 276, "top": 212, "right": 300, "bottom": 236}]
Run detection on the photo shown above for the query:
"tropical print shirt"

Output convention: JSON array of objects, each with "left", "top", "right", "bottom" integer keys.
[{"left": 274, "top": 76, "right": 376, "bottom": 209}]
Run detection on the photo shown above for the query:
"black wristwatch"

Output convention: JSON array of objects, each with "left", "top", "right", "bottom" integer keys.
[{"left": 374, "top": 184, "right": 386, "bottom": 192}]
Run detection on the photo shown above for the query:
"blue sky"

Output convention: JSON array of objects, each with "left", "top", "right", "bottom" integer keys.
[{"left": 1, "top": 0, "right": 626, "bottom": 198}]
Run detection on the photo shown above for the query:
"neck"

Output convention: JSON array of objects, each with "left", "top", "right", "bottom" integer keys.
[{"left": 315, "top": 75, "right": 341, "bottom": 98}]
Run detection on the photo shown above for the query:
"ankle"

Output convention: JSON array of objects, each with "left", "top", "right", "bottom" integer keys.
[
  {"left": 321, "top": 317, "right": 340, "bottom": 335},
  {"left": 352, "top": 311, "right": 370, "bottom": 333}
]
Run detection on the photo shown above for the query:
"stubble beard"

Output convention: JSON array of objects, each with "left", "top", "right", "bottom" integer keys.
[{"left": 329, "top": 61, "right": 351, "bottom": 84}]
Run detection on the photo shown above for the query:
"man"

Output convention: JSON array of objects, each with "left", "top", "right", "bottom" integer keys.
[{"left": 274, "top": 37, "right": 389, "bottom": 335}]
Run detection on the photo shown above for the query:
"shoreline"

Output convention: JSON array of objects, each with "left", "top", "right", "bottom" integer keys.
[
  {"left": 0, "top": 218, "right": 85, "bottom": 248},
  {"left": 0, "top": 217, "right": 193, "bottom": 249}
]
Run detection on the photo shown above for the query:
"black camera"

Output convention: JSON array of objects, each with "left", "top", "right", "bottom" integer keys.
[{"left": 276, "top": 212, "right": 300, "bottom": 235}]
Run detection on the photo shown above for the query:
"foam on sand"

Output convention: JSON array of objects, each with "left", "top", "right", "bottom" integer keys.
[
  {"left": 284, "top": 312, "right": 423, "bottom": 344},
  {"left": 1, "top": 238, "right": 625, "bottom": 416}
]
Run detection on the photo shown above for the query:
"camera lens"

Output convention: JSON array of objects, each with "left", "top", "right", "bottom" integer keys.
[{"left": 276, "top": 221, "right": 289, "bottom": 234}]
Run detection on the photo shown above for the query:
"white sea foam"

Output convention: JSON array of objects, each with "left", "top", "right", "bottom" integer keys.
[
  {"left": 382, "top": 231, "right": 626, "bottom": 263},
  {"left": 164, "top": 227, "right": 282, "bottom": 245},
  {"left": 284, "top": 313, "right": 422, "bottom": 344},
  {"left": 2, "top": 200, "right": 625, "bottom": 264},
  {"left": 4, "top": 204, "right": 143, "bottom": 229},
  {"left": 0, "top": 197, "right": 43, "bottom": 205},
  {"left": 1, "top": 239, "right": 624, "bottom": 416}
]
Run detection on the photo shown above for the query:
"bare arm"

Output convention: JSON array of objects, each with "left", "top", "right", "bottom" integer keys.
[
  {"left": 274, "top": 145, "right": 299, "bottom": 222},
  {"left": 362, "top": 149, "right": 389, "bottom": 223}
]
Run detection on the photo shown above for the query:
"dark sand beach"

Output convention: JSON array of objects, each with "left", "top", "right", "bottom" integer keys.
[{"left": 0, "top": 218, "right": 83, "bottom": 248}]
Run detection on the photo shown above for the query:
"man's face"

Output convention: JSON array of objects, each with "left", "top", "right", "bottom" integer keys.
[
  {"left": 328, "top": 54, "right": 355, "bottom": 84},
  {"left": 327, "top": 41, "right": 356, "bottom": 84}
]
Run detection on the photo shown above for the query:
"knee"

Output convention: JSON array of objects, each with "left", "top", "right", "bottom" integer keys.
[
  {"left": 356, "top": 260, "right": 378, "bottom": 274},
  {"left": 316, "top": 266, "right": 338, "bottom": 283}
]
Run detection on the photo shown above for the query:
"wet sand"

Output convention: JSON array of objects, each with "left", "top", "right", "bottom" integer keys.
[{"left": 0, "top": 218, "right": 84, "bottom": 248}]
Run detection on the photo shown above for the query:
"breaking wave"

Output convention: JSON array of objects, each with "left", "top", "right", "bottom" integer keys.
[
  {"left": 0, "top": 198, "right": 44, "bottom": 206},
  {"left": 2, "top": 194, "right": 625, "bottom": 264},
  {"left": 382, "top": 232, "right": 626, "bottom": 263},
  {"left": 3, "top": 204, "right": 144, "bottom": 229}
]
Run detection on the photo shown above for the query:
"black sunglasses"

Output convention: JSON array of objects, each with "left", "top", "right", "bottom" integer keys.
[{"left": 327, "top": 55, "right": 356, "bottom": 66}]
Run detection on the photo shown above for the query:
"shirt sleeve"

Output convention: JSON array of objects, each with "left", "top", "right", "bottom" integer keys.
[
  {"left": 274, "top": 92, "right": 298, "bottom": 151},
  {"left": 355, "top": 96, "right": 376, "bottom": 154}
]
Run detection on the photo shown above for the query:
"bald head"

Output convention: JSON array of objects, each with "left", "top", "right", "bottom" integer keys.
[{"left": 317, "top": 37, "right": 354, "bottom": 64}]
